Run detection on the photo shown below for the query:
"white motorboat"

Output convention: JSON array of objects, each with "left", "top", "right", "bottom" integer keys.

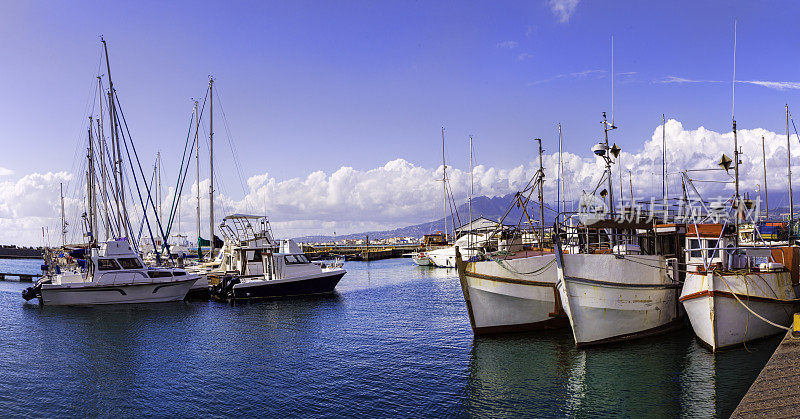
[
  {"left": 23, "top": 238, "right": 198, "bottom": 305},
  {"left": 427, "top": 233, "right": 488, "bottom": 268},
  {"left": 679, "top": 223, "right": 797, "bottom": 351},
  {"left": 411, "top": 251, "right": 433, "bottom": 266},
  {"left": 211, "top": 214, "right": 346, "bottom": 300}
]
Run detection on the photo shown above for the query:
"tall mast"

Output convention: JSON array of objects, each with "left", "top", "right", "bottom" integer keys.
[
  {"left": 194, "top": 100, "right": 201, "bottom": 258},
  {"left": 732, "top": 20, "right": 740, "bottom": 243},
  {"left": 602, "top": 112, "right": 615, "bottom": 217},
  {"left": 468, "top": 136, "right": 473, "bottom": 250},
  {"left": 209, "top": 77, "right": 215, "bottom": 257},
  {"left": 558, "top": 123, "right": 563, "bottom": 222},
  {"left": 157, "top": 151, "right": 162, "bottom": 228},
  {"left": 788, "top": 104, "right": 793, "bottom": 225},
  {"left": 762, "top": 136, "right": 768, "bottom": 220},
  {"left": 96, "top": 77, "right": 109, "bottom": 241},
  {"left": 102, "top": 37, "right": 128, "bottom": 239},
  {"left": 60, "top": 183, "right": 66, "bottom": 246},
  {"left": 535, "top": 138, "right": 545, "bottom": 248},
  {"left": 662, "top": 114, "right": 667, "bottom": 204},
  {"left": 88, "top": 117, "right": 97, "bottom": 243},
  {"left": 441, "top": 127, "right": 448, "bottom": 241}
]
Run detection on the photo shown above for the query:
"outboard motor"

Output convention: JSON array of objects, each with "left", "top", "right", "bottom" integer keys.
[{"left": 22, "top": 284, "right": 41, "bottom": 301}]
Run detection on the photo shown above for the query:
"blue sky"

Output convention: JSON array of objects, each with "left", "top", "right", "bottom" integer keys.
[{"left": 3, "top": 0, "right": 800, "bottom": 244}]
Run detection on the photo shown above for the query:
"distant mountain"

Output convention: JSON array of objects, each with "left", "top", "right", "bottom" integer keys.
[
  {"left": 294, "top": 190, "right": 795, "bottom": 243},
  {"left": 293, "top": 193, "right": 559, "bottom": 243}
]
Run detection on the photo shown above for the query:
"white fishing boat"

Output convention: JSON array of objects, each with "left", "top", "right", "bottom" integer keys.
[
  {"left": 210, "top": 215, "right": 346, "bottom": 300},
  {"left": 456, "top": 247, "right": 562, "bottom": 334},
  {"left": 679, "top": 223, "right": 797, "bottom": 351},
  {"left": 553, "top": 113, "right": 683, "bottom": 347},
  {"left": 24, "top": 238, "right": 198, "bottom": 305},
  {"left": 554, "top": 222, "right": 683, "bottom": 346}
]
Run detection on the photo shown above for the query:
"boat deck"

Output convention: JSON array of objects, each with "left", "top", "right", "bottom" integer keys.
[{"left": 732, "top": 324, "right": 800, "bottom": 418}]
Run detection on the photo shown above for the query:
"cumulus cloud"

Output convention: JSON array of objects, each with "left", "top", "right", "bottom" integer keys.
[
  {"left": 548, "top": 0, "right": 580, "bottom": 23},
  {"left": 0, "top": 167, "right": 13, "bottom": 176},
  {"left": 3, "top": 120, "right": 799, "bottom": 246}
]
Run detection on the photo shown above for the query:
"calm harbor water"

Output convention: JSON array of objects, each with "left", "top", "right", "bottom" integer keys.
[{"left": 0, "top": 257, "right": 780, "bottom": 417}]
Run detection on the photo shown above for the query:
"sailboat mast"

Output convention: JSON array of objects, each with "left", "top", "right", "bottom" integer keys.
[
  {"left": 788, "top": 104, "right": 793, "bottom": 225},
  {"left": 88, "top": 117, "right": 97, "bottom": 242},
  {"left": 762, "top": 136, "right": 768, "bottom": 220},
  {"left": 558, "top": 123, "right": 563, "bottom": 223},
  {"left": 536, "top": 138, "right": 545, "bottom": 248},
  {"left": 603, "top": 112, "right": 615, "bottom": 217},
  {"left": 468, "top": 136, "right": 473, "bottom": 248},
  {"left": 194, "top": 100, "right": 201, "bottom": 258},
  {"left": 441, "top": 127, "right": 448, "bottom": 241},
  {"left": 60, "top": 182, "right": 66, "bottom": 246},
  {"left": 96, "top": 77, "right": 109, "bottom": 241},
  {"left": 157, "top": 151, "right": 162, "bottom": 227},
  {"left": 209, "top": 77, "right": 215, "bottom": 257},
  {"left": 732, "top": 21, "right": 740, "bottom": 243},
  {"left": 102, "top": 38, "right": 127, "bottom": 239}
]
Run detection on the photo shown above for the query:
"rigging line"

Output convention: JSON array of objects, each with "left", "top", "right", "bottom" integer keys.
[
  {"left": 137, "top": 163, "right": 158, "bottom": 244},
  {"left": 113, "top": 90, "right": 172, "bottom": 260},
  {"left": 163, "top": 110, "right": 197, "bottom": 240},
  {"left": 212, "top": 85, "right": 249, "bottom": 198}
]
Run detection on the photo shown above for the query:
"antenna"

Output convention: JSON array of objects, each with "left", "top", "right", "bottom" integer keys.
[
  {"left": 732, "top": 20, "right": 737, "bottom": 120},
  {"left": 611, "top": 36, "right": 615, "bottom": 125}
]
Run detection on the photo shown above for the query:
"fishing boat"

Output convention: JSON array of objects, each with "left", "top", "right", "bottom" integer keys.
[
  {"left": 455, "top": 138, "right": 565, "bottom": 334},
  {"left": 554, "top": 113, "right": 683, "bottom": 347},
  {"left": 24, "top": 238, "right": 198, "bottom": 305},
  {"left": 679, "top": 224, "right": 797, "bottom": 351},
  {"left": 210, "top": 214, "right": 346, "bottom": 300}
]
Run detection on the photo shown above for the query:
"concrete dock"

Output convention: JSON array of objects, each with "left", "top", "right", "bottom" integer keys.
[{"left": 732, "top": 323, "right": 800, "bottom": 418}]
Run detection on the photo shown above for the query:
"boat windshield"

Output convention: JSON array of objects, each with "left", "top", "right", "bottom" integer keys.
[
  {"left": 118, "top": 258, "right": 144, "bottom": 269},
  {"left": 97, "top": 259, "right": 121, "bottom": 271}
]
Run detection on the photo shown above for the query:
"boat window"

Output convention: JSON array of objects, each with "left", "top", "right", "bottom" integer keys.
[
  {"left": 296, "top": 254, "right": 310, "bottom": 263},
  {"left": 705, "top": 240, "right": 718, "bottom": 259},
  {"left": 250, "top": 249, "right": 262, "bottom": 262},
  {"left": 147, "top": 271, "right": 173, "bottom": 278},
  {"left": 688, "top": 239, "right": 701, "bottom": 258},
  {"left": 285, "top": 255, "right": 300, "bottom": 264},
  {"left": 97, "top": 258, "right": 121, "bottom": 271},
  {"left": 117, "top": 258, "right": 143, "bottom": 269},
  {"left": 173, "top": 271, "right": 186, "bottom": 276}
]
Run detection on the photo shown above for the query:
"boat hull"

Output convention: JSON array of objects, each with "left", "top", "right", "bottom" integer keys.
[
  {"left": 412, "top": 255, "right": 432, "bottom": 266},
  {"left": 555, "top": 252, "right": 681, "bottom": 346},
  {"left": 232, "top": 270, "right": 346, "bottom": 299},
  {"left": 40, "top": 277, "right": 198, "bottom": 305},
  {"left": 680, "top": 271, "right": 797, "bottom": 351},
  {"left": 457, "top": 253, "right": 564, "bottom": 334}
]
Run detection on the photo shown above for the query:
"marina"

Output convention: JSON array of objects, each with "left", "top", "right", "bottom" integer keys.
[
  {"left": 5, "top": 2, "right": 800, "bottom": 417},
  {"left": 0, "top": 257, "right": 783, "bottom": 417}
]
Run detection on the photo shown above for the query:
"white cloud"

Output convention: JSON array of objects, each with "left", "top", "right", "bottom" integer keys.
[
  {"left": 3, "top": 120, "right": 800, "bottom": 246},
  {"left": 529, "top": 69, "right": 605, "bottom": 85},
  {"left": 0, "top": 167, "right": 12, "bottom": 177},
  {"left": 548, "top": 0, "right": 580, "bottom": 23},
  {"left": 655, "top": 76, "right": 723, "bottom": 84},
  {"left": 496, "top": 40, "right": 519, "bottom": 49},
  {"left": 739, "top": 80, "right": 800, "bottom": 91},
  {"left": 516, "top": 52, "right": 534, "bottom": 61}
]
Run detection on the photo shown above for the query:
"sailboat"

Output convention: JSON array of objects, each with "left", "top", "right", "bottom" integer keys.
[{"left": 22, "top": 39, "right": 199, "bottom": 305}]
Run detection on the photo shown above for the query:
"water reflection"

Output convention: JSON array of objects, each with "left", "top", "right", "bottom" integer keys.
[{"left": 465, "top": 327, "right": 781, "bottom": 417}]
